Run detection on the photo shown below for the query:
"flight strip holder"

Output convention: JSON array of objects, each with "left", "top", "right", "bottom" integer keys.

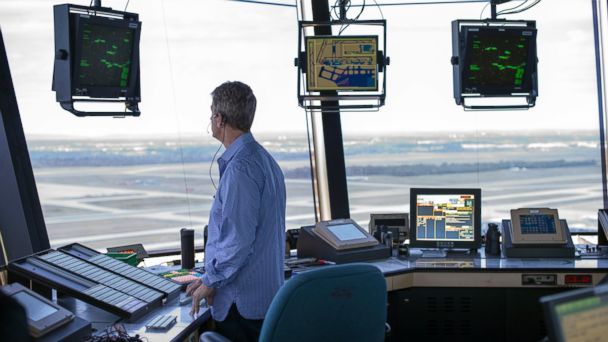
[
  {"left": 451, "top": 19, "right": 538, "bottom": 110},
  {"left": 52, "top": 3, "right": 141, "bottom": 117},
  {"left": 295, "top": 19, "right": 389, "bottom": 112}
]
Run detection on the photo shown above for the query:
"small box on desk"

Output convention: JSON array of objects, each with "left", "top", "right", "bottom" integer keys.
[{"left": 297, "top": 225, "right": 391, "bottom": 263}]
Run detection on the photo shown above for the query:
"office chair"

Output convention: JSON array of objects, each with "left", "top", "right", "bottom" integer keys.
[{"left": 200, "top": 263, "right": 387, "bottom": 342}]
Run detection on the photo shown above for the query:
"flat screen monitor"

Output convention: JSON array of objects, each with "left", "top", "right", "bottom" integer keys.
[
  {"left": 410, "top": 188, "right": 481, "bottom": 249},
  {"left": 1, "top": 282, "right": 74, "bottom": 338},
  {"left": 305, "top": 35, "right": 378, "bottom": 91},
  {"left": 510, "top": 208, "right": 567, "bottom": 245},
  {"left": 327, "top": 224, "right": 367, "bottom": 241},
  {"left": 541, "top": 284, "right": 608, "bottom": 342},
  {"left": 460, "top": 25, "right": 537, "bottom": 96},
  {"left": 314, "top": 218, "right": 378, "bottom": 251},
  {"left": 71, "top": 14, "right": 141, "bottom": 99}
]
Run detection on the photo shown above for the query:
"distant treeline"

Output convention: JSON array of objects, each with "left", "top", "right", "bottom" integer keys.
[
  {"left": 283, "top": 159, "right": 598, "bottom": 179},
  {"left": 29, "top": 147, "right": 308, "bottom": 168}
]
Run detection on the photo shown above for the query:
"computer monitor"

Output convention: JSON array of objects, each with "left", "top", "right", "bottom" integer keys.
[
  {"left": 459, "top": 25, "right": 537, "bottom": 96},
  {"left": 409, "top": 188, "right": 481, "bottom": 249},
  {"left": 509, "top": 208, "right": 567, "bottom": 245},
  {"left": 52, "top": 4, "right": 141, "bottom": 116},
  {"left": 1, "top": 282, "right": 74, "bottom": 338},
  {"left": 305, "top": 35, "right": 378, "bottom": 91},
  {"left": 314, "top": 218, "right": 378, "bottom": 251},
  {"left": 540, "top": 284, "right": 608, "bottom": 342},
  {"left": 71, "top": 14, "right": 141, "bottom": 98}
]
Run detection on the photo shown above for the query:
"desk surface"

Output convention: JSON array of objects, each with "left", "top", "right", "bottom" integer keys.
[
  {"left": 59, "top": 295, "right": 210, "bottom": 342},
  {"left": 56, "top": 249, "right": 608, "bottom": 341},
  {"left": 368, "top": 254, "right": 608, "bottom": 276}
]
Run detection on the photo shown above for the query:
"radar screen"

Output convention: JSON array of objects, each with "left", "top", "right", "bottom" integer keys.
[
  {"left": 415, "top": 194, "right": 475, "bottom": 242},
  {"left": 462, "top": 27, "right": 536, "bottom": 94},
  {"left": 75, "top": 19, "right": 135, "bottom": 88},
  {"left": 306, "top": 36, "right": 378, "bottom": 91}
]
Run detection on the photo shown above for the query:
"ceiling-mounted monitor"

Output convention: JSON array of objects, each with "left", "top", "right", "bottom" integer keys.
[
  {"left": 452, "top": 20, "right": 538, "bottom": 110},
  {"left": 296, "top": 20, "right": 388, "bottom": 112},
  {"left": 52, "top": 3, "right": 142, "bottom": 117}
]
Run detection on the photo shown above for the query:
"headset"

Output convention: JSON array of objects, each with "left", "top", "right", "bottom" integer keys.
[{"left": 208, "top": 112, "right": 227, "bottom": 192}]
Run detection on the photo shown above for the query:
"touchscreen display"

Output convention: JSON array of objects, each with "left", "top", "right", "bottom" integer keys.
[
  {"left": 327, "top": 224, "right": 367, "bottom": 241},
  {"left": 12, "top": 291, "right": 58, "bottom": 321},
  {"left": 519, "top": 214, "right": 556, "bottom": 234}
]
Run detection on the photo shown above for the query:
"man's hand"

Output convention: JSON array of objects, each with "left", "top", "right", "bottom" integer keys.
[
  {"left": 190, "top": 283, "right": 216, "bottom": 316},
  {"left": 186, "top": 278, "right": 202, "bottom": 296}
]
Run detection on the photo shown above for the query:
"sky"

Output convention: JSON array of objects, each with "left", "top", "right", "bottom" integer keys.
[{"left": 0, "top": 0, "right": 601, "bottom": 137}]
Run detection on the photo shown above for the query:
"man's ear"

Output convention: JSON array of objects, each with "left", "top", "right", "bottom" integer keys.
[{"left": 215, "top": 115, "right": 224, "bottom": 128}]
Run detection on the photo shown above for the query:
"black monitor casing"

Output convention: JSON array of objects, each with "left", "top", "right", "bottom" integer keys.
[
  {"left": 540, "top": 284, "right": 608, "bottom": 342},
  {"left": 52, "top": 4, "right": 141, "bottom": 116},
  {"left": 451, "top": 19, "right": 538, "bottom": 109},
  {"left": 409, "top": 188, "right": 482, "bottom": 250}
]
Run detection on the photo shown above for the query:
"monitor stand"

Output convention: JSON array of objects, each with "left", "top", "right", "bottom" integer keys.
[
  {"left": 419, "top": 249, "right": 447, "bottom": 258},
  {"left": 419, "top": 248, "right": 478, "bottom": 258}
]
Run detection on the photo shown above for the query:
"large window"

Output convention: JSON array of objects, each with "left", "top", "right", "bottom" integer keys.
[
  {"left": 1, "top": 0, "right": 313, "bottom": 251},
  {"left": 340, "top": 0, "right": 603, "bottom": 231}
]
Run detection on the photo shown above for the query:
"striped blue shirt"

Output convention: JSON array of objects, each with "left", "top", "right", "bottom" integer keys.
[{"left": 202, "top": 132, "right": 286, "bottom": 321}]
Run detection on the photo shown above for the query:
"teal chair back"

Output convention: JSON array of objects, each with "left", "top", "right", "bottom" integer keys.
[{"left": 259, "top": 263, "right": 387, "bottom": 342}]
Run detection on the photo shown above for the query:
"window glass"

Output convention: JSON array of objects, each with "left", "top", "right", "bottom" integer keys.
[
  {"left": 0, "top": 0, "right": 313, "bottom": 251},
  {"left": 341, "top": 0, "right": 602, "bottom": 232}
]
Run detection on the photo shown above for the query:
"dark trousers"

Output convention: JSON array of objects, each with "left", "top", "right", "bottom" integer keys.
[{"left": 214, "top": 304, "right": 263, "bottom": 342}]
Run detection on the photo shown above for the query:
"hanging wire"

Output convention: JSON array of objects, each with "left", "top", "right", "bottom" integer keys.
[
  {"left": 208, "top": 140, "right": 223, "bottom": 192},
  {"left": 160, "top": 0, "right": 193, "bottom": 227},
  {"left": 479, "top": 1, "right": 490, "bottom": 19},
  {"left": 372, "top": 0, "right": 385, "bottom": 20},
  {"left": 496, "top": 0, "right": 529, "bottom": 15},
  {"left": 499, "top": 0, "right": 541, "bottom": 15},
  {"left": 338, "top": 0, "right": 366, "bottom": 35}
]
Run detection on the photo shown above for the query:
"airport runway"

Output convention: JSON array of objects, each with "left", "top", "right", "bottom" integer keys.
[{"left": 35, "top": 162, "right": 602, "bottom": 251}]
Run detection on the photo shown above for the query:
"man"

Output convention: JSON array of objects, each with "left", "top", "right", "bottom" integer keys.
[{"left": 187, "top": 81, "right": 286, "bottom": 342}]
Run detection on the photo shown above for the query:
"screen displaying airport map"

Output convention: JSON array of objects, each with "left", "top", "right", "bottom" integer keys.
[
  {"left": 76, "top": 20, "right": 135, "bottom": 88},
  {"left": 462, "top": 27, "right": 534, "bottom": 93},
  {"left": 415, "top": 194, "right": 475, "bottom": 241},
  {"left": 306, "top": 36, "right": 378, "bottom": 91}
]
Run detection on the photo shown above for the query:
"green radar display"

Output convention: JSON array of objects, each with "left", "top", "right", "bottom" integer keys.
[
  {"left": 462, "top": 26, "right": 536, "bottom": 95},
  {"left": 76, "top": 21, "right": 135, "bottom": 88}
]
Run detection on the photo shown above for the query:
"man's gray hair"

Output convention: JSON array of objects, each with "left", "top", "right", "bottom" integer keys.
[{"left": 211, "top": 81, "right": 257, "bottom": 132}]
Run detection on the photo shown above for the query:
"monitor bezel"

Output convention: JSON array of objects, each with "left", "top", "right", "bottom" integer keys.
[
  {"left": 540, "top": 284, "right": 608, "bottom": 342},
  {"left": 1, "top": 282, "right": 74, "bottom": 338},
  {"left": 314, "top": 218, "right": 378, "bottom": 250},
  {"left": 509, "top": 208, "right": 567, "bottom": 244},
  {"left": 304, "top": 35, "right": 379, "bottom": 92},
  {"left": 71, "top": 13, "right": 141, "bottom": 99},
  {"left": 409, "top": 188, "right": 482, "bottom": 249},
  {"left": 460, "top": 25, "right": 537, "bottom": 96}
]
